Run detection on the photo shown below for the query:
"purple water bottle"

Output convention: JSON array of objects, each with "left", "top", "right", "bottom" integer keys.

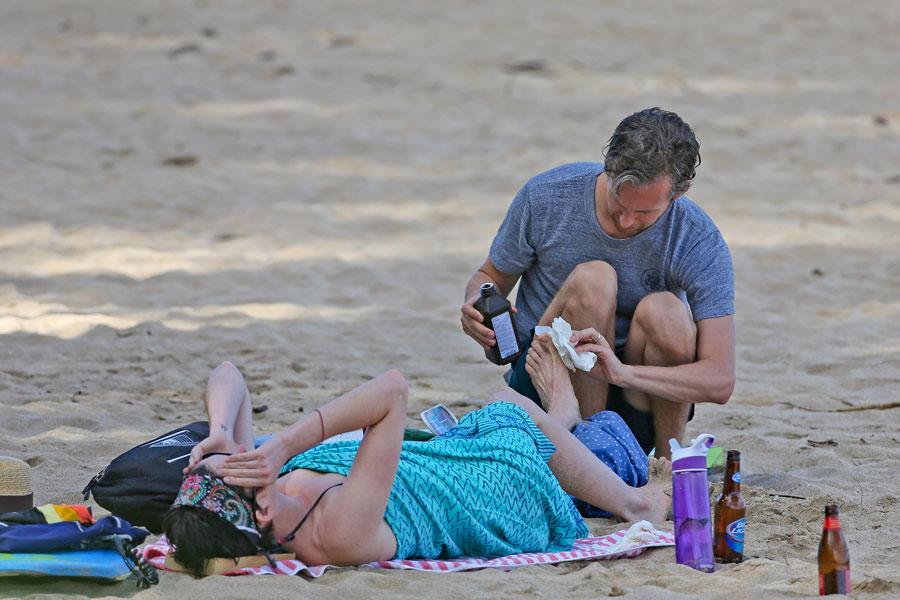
[{"left": 670, "top": 433, "right": 716, "bottom": 573}]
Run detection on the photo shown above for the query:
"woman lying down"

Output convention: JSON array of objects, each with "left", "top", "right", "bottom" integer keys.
[{"left": 164, "top": 340, "right": 671, "bottom": 577}]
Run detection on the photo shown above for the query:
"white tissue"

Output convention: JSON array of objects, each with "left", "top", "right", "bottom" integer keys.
[{"left": 533, "top": 317, "right": 598, "bottom": 372}]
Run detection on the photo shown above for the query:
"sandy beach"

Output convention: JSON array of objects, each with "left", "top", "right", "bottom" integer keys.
[{"left": 1, "top": 1, "right": 899, "bottom": 598}]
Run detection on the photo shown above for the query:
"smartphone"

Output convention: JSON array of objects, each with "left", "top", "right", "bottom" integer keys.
[{"left": 419, "top": 404, "right": 459, "bottom": 436}]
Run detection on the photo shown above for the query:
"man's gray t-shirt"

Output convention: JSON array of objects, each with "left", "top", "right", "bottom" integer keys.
[{"left": 489, "top": 163, "right": 734, "bottom": 352}]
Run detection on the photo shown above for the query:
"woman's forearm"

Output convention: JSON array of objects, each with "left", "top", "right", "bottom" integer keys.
[
  {"left": 271, "top": 370, "right": 408, "bottom": 462},
  {"left": 222, "top": 371, "right": 407, "bottom": 492},
  {"left": 205, "top": 361, "right": 254, "bottom": 448},
  {"left": 205, "top": 363, "right": 244, "bottom": 435}
]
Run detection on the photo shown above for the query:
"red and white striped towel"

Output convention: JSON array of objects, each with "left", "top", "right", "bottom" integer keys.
[{"left": 140, "top": 522, "right": 674, "bottom": 577}]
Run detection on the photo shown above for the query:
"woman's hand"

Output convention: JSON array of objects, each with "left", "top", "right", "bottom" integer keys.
[
  {"left": 184, "top": 434, "right": 236, "bottom": 474},
  {"left": 221, "top": 439, "right": 289, "bottom": 488},
  {"left": 569, "top": 327, "right": 630, "bottom": 386}
]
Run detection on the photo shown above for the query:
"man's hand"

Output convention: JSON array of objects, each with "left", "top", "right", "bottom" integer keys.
[
  {"left": 460, "top": 293, "right": 519, "bottom": 349},
  {"left": 461, "top": 260, "right": 522, "bottom": 350},
  {"left": 570, "top": 327, "right": 630, "bottom": 386},
  {"left": 221, "top": 440, "right": 289, "bottom": 488},
  {"left": 460, "top": 293, "right": 495, "bottom": 349}
]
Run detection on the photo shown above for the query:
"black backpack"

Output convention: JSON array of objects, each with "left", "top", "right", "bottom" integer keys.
[{"left": 82, "top": 422, "right": 209, "bottom": 534}]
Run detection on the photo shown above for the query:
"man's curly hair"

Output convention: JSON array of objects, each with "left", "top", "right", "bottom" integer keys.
[{"left": 603, "top": 107, "right": 701, "bottom": 199}]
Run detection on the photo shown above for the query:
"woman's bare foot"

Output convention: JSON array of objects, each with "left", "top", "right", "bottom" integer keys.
[
  {"left": 525, "top": 334, "right": 581, "bottom": 430},
  {"left": 626, "top": 457, "right": 673, "bottom": 524}
]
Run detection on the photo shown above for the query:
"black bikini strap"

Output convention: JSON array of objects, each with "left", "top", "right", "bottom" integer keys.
[{"left": 281, "top": 482, "right": 344, "bottom": 543}]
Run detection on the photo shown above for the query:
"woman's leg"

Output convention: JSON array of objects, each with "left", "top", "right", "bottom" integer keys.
[{"left": 491, "top": 343, "right": 671, "bottom": 523}]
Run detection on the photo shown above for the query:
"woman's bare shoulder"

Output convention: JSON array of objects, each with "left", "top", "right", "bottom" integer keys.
[{"left": 298, "top": 488, "right": 397, "bottom": 566}]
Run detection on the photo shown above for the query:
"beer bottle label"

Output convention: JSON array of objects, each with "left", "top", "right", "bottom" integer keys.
[
  {"left": 820, "top": 568, "right": 851, "bottom": 595},
  {"left": 725, "top": 517, "right": 745, "bottom": 554},
  {"left": 732, "top": 472, "right": 741, "bottom": 483},
  {"left": 490, "top": 312, "right": 519, "bottom": 359}
]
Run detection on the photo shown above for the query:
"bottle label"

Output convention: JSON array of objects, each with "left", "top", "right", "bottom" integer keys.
[
  {"left": 491, "top": 312, "right": 519, "bottom": 359},
  {"left": 820, "top": 568, "right": 850, "bottom": 595},
  {"left": 732, "top": 472, "right": 741, "bottom": 484},
  {"left": 725, "top": 517, "right": 745, "bottom": 554}
]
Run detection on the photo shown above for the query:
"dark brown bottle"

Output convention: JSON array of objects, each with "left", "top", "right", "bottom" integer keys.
[
  {"left": 713, "top": 450, "right": 746, "bottom": 563},
  {"left": 818, "top": 505, "right": 851, "bottom": 595},
  {"left": 473, "top": 283, "right": 522, "bottom": 366}
]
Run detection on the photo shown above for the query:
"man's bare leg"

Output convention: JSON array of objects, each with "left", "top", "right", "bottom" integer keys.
[
  {"left": 622, "top": 293, "right": 696, "bottom": 459},
  {"left": 491, "top": 386, "right": 671, "bottom": 524},
  {"left": 536, "top": 261, "right": 617, "bottom": 418}
]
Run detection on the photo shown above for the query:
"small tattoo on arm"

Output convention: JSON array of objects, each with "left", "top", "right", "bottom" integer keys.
[{"left": 220, "top": 424, "right": 228, "bottom": 432}]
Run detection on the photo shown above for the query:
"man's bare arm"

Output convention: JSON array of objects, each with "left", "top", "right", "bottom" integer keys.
[
  {"left": 464, "top": 257, "right": 520, "bottom": 299},
  {"left": 618, "top": 315, "right": 735, "bottom": 404},
  {"left": 573, "top": 315, "right": 735, "bottom": 405}
]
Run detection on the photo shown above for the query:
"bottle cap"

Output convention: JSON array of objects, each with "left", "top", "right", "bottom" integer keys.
[
  {"left": 480, "top": 282, "right": 495, "bottom": 296},
  {"left": 669, "top": 433, "right": 715, "bottom": 472}
]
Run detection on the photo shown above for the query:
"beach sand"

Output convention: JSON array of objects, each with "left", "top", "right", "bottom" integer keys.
[{"left": 1, "top": 1, "right": 898, "bottom": 598}]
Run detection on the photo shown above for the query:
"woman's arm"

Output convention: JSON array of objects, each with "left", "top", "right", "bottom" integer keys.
[
  {"left": 185, "top": 361, "right": 255, "bottom": 473},
  {"left": 221, "top": 370, "right": 408, "bottom": 487},
  {"left": 222, "top": 370, "right": 408, "bottom": 564},
  {"left": 316, "top": 370, "right": 407, "bottom": 562}
]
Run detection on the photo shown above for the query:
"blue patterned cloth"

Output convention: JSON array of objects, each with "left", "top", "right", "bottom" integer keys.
[
  {"left": 280, "top": 402, "right": 588, "bottom": 560},
  {"left": 570, "top": 410, "right": 649, "bottom": 517}
]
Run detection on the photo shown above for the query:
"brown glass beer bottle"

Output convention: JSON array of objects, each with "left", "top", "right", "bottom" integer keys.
[
  {"left": 713, "top": 450, "right": 746, "bottom": 563},
  {"left": 818, "top": 505, "right": 851, "bottom": 595},
  {"left": 473, "top": 283, "right": 522, "bottom": 366}
]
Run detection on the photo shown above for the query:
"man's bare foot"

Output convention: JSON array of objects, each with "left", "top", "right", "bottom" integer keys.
[
  {"left": 626, "top": 457, "right": 673, "bottom": 524},
  {"left": 525, "top": 334, "right": 581, "bottom": 430}
]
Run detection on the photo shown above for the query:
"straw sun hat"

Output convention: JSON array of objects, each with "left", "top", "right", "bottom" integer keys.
[{"left": 0, "top": 456, "right": 33, "bottom": 513}]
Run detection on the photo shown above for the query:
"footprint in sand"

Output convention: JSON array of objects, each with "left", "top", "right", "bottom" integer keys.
[
  {"left": 804, "top": 363, "right": 836, "bottom": 375},
  {"left": 248, "top": 382, "right": 273, "bottom": 394},
  {"left": 281, "top": 379, "right": 309, "bottom": 389},
  {"left": 454, "top": 355, "right": 483, "bottom": 365}
]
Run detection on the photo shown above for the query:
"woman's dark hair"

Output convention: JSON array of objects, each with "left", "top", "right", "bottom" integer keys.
[
  {"left": 162, "top": 466, "right": 272, "bottom": 578},
  {"left": 162, "top": 505, "right": 258, "bottom": 578}
]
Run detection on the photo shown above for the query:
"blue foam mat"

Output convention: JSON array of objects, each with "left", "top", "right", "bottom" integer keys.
[{"left": 0, "top": 549, "right": 132, "bottom": 580}]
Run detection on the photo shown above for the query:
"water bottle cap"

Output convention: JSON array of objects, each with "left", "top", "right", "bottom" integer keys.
[{"left": 669, "top": 433, "right": 715, "bottom": 471}]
